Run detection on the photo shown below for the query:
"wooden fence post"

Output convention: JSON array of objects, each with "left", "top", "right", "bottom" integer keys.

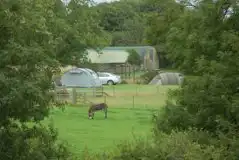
[
  {"left": 93, "top": 87, "right": 95, "bottom": 97},
  {"left": 72, "top": 88, "right": 77, "bottom": 104},
  {"left": 84, "top": 93, "right": 86, "bottom": 104},
  {"left": 128, "top": 65, "right": 131, "bottom": 79},
  {"left": 135, "top": 86, "right": 138, "bottom": 96},
  {"left": 104, "top": 96, "right": 106, "bottom": 104},
  {"left": 125, "top": 64, "right": 127, "bottom": 79},
  {"left": 113, "top": 86, "right": 115, "bottom": 97},
  {"left": 53, "top": 87, "right": 57, "bottom": 102},
  {"left": 157, "top": 86, "right": 159, "bottom": 93},
  {"left": 132, "top": 96, "right": 135, "bottom": 108}
]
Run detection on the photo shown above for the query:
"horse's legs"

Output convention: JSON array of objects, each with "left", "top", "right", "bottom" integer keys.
[
  {"left": 104, "top": 108, "right": 107, "bottom": 119},
  {"left": 92, "top": 112, "right": 95, "bottom": 119},
  {"left": 89, "top": 111, "right": 95, "bottom": 119}
]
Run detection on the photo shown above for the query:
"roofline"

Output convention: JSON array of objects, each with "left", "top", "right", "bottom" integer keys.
[
  {"left": 93, "top": 62, "right": 126, "bottom": 64},
  {"left": 103, "top": 46, "right": 155, "bottom": 49}
]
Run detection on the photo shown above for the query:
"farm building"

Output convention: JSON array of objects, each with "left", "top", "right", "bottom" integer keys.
[
  {"left": 102, "top": 46, "right": 159, "bottom": 70},
  {"left": 61, "top": 68, "right": 102, "bottom": 88},
  {"left": 86, "top": 49, "right": 134, "bottom": 74}
]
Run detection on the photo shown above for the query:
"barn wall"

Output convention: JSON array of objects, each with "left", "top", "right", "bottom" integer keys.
[
  {"left": 97, "top": 64, "right": 116, "bottom": 73},
  {"left": 141, "top": 48, "right": 159, "bottom": 70},
  {"left": 101, "top": 46, "right": 159, "bottom": 70},
  {"left": 95, "top": 63, "right": 136, "bottom": 75},
  {"left": 152, "top": 49, "right": 159, "bottom": 69},
  {"left": 147, "top": 48, "right": 159, "bottom": 70}
]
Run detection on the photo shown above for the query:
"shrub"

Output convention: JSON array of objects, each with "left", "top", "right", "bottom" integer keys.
[
  {"left": 87, "top": 131, "right": 223, "bottom": 160},
  {"left": 153, "top": 103, "right": 194, "bottom": 135},
  {"left": 140, "top": 71, "right": 158, "bottom": 84},
  {"left": 157, "top": 74, "right": 239, "bottom": 135},
  {"left": 0, "top": 122, "right": 74, "bottom": 160},
  {"left": 136, "top": 79, "right": 143, "bottom": 84},
  {"left": 151, "top": 73, "right": 239, "bottom": 159},
  {"left": 120, "top": 80, "right": 128, "bottom": 84},
  {"left": 56, "top": 88, "right": 69, "bottom": 94}
]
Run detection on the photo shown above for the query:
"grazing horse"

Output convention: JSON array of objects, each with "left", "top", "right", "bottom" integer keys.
[{"left": 88, "top": 103, "right": 108, "bottom": 119}]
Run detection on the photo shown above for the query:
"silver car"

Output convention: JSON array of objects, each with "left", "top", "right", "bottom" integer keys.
[{"left": 97, "top": 72, "right": 121, "bottom": 85}]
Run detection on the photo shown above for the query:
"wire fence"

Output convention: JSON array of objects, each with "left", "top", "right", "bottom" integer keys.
[{"left": 54, "top": 85, "right": 175, "bottom": 109}]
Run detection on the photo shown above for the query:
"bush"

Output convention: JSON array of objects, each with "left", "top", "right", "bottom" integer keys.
[
  {"left": 153, "top": 103, "right": 194, "bottom": 135},
  {"left": 0, "top": 122, "right": 74, "bottom": 160},
  {"left": 140, "top": 71, "right": 158, "bottom": 84},
  {"left": 120, "top": 80, "right": 128, "bottom": 84},
  {"left": 87, "top": 131, "right": 223, "bottom": 160},
  {"left": 56, "top": 88, "right": 69, "bottom": 94},
  {"left": 151, "top": 73, "right": 239, "bottom": 159},
  {"left": 136, "top": 79, "right": 143, "bottom": 84}
]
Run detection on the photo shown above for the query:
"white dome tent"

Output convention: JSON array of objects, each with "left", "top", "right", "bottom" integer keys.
[
  {"left": 149, "top": 72, "right": 184, "bottom": 85},
  {"left": 61, "top": 68, "right": 102, "bottom": 88}
]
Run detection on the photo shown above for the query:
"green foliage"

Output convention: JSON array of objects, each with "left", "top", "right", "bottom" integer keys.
[
  {"left": 54, "top": 0, "right": 110, "bottom": 66},
  {"left": 155, "top": 74, "right": 239, "bottom": 132},
  {"left": 96, "top": 1, "right": 147, "bottom": 45},
  {"left": 82, "top": 1, "right": 239, "bottom": 160},
  {"left": 127, "top": 49, "right": 141, "bottom": 66},
  {"left": 78, "top": 60, "right": 99, "bottom": 72},
  {"left": 136, "top": 79, "right": 143, "bottom": 84},
  {"left": 140, "top": 71, "right": 158, "bottom": 84},
  {"left": 97, "top": 1, "right": 138, "bottom": 32},
  {"left": 153, "top": 68, "right": 239, "bottom": 158},
  {"left": 144, "top": 1, "right": 239, "bottom": 159},
  {"left": 0, "top": 122, "right": 73, "bottom": 160},
  {"left": 145, "top": 0, "right": 239, "bottom": 74},
  {"left": 89, "top": 131, "right": 223, "bottom": 160},
  {"left": 0, "top": 0, "right": 107, "bottom": 159},
  {"left": 120, "top": 80, "right": 128, "bottom": 84}
]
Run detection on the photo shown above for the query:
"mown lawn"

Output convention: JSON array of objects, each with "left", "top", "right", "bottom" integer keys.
[{"left": 47, "top": 84, "right": 179, "bottom": 156}]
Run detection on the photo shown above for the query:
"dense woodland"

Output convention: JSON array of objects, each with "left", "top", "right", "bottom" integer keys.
[{"left": 1, "top": 0, "right": 239, "bottom": 159}]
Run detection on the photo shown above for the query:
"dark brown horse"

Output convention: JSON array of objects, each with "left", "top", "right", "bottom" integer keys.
[{"left": 88, "top": 103, "right": 108, "bottom": 119}]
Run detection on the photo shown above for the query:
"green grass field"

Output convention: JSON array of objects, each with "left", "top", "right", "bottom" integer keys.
[{"left": 47, "top": 84, "right": 179, "bottom": 155}]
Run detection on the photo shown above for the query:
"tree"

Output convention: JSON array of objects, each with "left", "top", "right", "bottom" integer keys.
[
  {"left": 144, "top": 0, "right": 238, "bottom": 74},
  {"left": 86, "top": 1, "right": 239, "bottom": 159},
  {"left": 127, "top": 49, "right": 141, "bottom": 81},
  {"left": 95, "top": 0, "right": 147, "bottom": 46},
  {"left": 0, "top": 0, "right": 107, "bottom": 159},
  {"left": 143, "top": 0, "right": 184, "bottom": 69},
  {"left": 53, "top": 0, "right": 110, "bottom": 66},
  {"left": 152, "top": 0, "right": 239, "bottom": 131},
  {"left": 156, "top": 0, "right": 239, "bottom": 158},
  {"left": 127, "top": 49, "right": 141, "bottom": 66}
]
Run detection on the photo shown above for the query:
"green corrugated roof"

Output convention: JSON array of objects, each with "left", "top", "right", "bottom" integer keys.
[
  {"left": 87, "top": 49, "right": 129, "bottom": 64},
  {"left": 103, "top": 46, "right": 155, "bottom": 50},
  {"left": 102, "top": 46, "right": 156, "bottom": 58},
  {"left": 101, "top": 46, "right": 156, "bottom": 62}
]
